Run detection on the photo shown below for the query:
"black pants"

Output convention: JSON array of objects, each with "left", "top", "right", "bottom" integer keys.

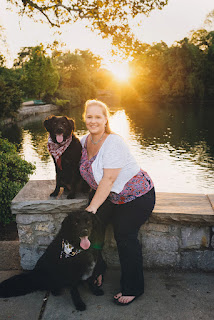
[{"left": 89, "top": 187, "right": 156, "bottom": 296}]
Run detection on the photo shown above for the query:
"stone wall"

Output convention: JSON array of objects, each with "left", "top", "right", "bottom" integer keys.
[{"left": 11, "top": 181, "right": 214, "bottom": 271}]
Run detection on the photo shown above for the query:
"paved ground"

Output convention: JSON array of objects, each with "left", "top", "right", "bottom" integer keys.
[{"left": 0, "top": 268, "right": 213, "bottom": 320}]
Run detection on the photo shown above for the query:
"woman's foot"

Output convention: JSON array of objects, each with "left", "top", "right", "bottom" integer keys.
[
  {"left": 94, "top": 274, "right": 102, "bottom": 287},
  {"left": 114, "top": 292, "right": 138, "bottom": 306},
  {"left": 114, "top": 292, "right": 122, "bottom": 300}
]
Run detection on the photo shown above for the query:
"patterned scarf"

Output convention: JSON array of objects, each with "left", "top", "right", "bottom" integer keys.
[{"left": 47, "top": 134, "right": 73, "bottom": 170}]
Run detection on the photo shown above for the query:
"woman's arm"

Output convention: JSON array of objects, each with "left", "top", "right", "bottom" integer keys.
[{"left": 85, "top": 168, "right": 121, "bottom": 213}]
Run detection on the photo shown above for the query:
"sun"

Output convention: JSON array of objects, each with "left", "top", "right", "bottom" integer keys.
[{"left": 106, "top": 61, "right": 130, "bottom": 82}]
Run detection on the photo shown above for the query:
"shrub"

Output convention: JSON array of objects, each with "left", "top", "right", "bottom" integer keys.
[
  {"left": 0, "top": 135, "right": 35, "bottom": 225},
  {"left": 0, "top": 77, "right": 22, "bottom": 119},
  {"left": 54, "top": 98, "right": 70, "bottom": 108}
]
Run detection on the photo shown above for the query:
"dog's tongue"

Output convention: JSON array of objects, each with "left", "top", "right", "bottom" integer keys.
[
  {"left": 56, "top": 134, "right": 63, "bottom": 143},
  {"left": 80, "top": 236, "right": 91, "bottom": 250}
]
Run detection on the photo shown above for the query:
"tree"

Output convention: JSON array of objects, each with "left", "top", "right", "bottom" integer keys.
[
  {"left": 15, "top": 45, "right": 59, "bottom": 99},
  {"left": 0, "top": 55, "right": 5, "bottom": 67},
  {"left": 7, "top": 0, "right": 168, "bottom": 50},
  {"left": 0, "top": 25, "right": 7, "bottom": 67},
  {"left": 190, "top": 29, "right": 214, "bottom": 98},
  {"left": 123, "top": 34, "right": 207, "bottom": 101},
  {"left": 0, "top": 67, "right": 23, "bottom": 119},
  {"left": 54, "top": 49, "right": 101, "bottom": 106}
]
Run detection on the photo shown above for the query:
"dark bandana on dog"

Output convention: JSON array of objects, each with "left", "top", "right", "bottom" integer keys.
[
  {"left": 47, "top": 135, "right": 73, "bottom": 170},
  {"left": 60, "top": 239, "right": 82, "bottom": 259}
]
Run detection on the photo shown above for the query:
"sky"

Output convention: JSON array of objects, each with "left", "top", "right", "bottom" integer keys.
[{"left": 0, "top": 0, "right": 214, "bottom": 69}]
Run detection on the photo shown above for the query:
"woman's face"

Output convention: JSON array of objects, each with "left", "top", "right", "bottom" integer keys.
[{"left": 85, "top": 104, "right": 107, "bottom": 135}]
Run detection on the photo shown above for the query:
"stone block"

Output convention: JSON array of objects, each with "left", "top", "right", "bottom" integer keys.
[
  {"left": 104, "top": 225, "right": 117, "bottom": 248},
  {"left": 16, "top": 214, "right": 54, "bottom": 224},
  {"left": 19, "top": 245, "right": 46, "bottom": 270},
  {"left": 180, "top": 226, "right": 209, "bottom": 249},
  {"left": 180, "top": 250, "right": 214, "bottom": 271},
  {"left": 211, "top": 234, "right": 214, "bottom": 249},
  {"left": 141, "top": 233, "right": 179, "bottom": 253},
  {"left": 142, "top": 223, "right": 170, "bottom": 233},
  {"left": 36, "top": 235, "right": 54, "bottom": 246},
  {"left": 17, "top": 225, "right": 34, "bottom": 244},
  {"left": 169, "top": 225, "right": 181, "bottom": 235},
  {"left": 103, "top": 247, "right": 119, "bottom": 267},
  {"left": 34, "top": 221, "right": 55, "bottom": 233},
  {"left": 144, "top": 251, "right": 180, "bottom": 268}
]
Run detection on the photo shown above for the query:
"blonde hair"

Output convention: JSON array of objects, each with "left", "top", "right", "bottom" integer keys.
[{"left": 83, "top": 99, "right": 112, "bottom": 134}]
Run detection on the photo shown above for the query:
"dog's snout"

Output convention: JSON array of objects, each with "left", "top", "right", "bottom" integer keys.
[
  {"left": 56, "top": 127, "right": 64, "bottom": 133},
  {"left": 81, "top": 228, "right": 89, "bottom": 236}
]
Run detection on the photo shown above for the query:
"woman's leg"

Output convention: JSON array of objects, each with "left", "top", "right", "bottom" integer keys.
[
  {"left": 113, "top": 188, "right": 155, "bottom": 303},
  {"left": 88, "top": 190, "right": 115, "bottom": 286}
]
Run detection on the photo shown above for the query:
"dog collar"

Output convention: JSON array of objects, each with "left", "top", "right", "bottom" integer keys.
[
  {"left": 91, "top": 243, "right": 103, "bottom": 250},
  {"left": 47, "top": 134, "right": 73, "bottom": 170},
  {"left": 60, "top": 239, "right": 82, "bottom": 259}
]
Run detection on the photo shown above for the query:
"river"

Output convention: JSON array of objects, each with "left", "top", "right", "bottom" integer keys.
[{"left": 1, "top": 100, "right": 214, "bottom": 194}]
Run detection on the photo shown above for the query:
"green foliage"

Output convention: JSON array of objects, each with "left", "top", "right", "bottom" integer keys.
[
  {"left": 7, "top": 0, "right": 168, "bottom": 51},
  {"left": 54, "top": 50, "right": 100, "bottom": 107},
  {"left": 54, "top": 98, "right": 70, "bottom": 108},
  {"left": 0, "top": 54, "right": 5, "bottom": 67},
  {"left": 0, "top": 68, "right": 23, "bottom": 119},
  {"left": 0, "top": 135, "right": 35, "bottom": 225},
  {"left": 15, "top": 45, "right": 59, "bottom": 99},
  {"left": 123, "top": 29, "right": 214, "bottom": 102}
]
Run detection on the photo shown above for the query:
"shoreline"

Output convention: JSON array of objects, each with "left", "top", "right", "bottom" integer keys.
[{"left": 1, "top": 104, "right": 60, "bottom": 125}]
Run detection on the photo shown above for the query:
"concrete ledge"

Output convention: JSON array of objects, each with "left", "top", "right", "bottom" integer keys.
[
  {"left": 150, "top": 193, "right": 214, "bottom": 225},
  {"left": 12, "top": 180, "right": 214, "bottom": 226},
  {"left": 17, "top": 104, "right": 59, "bottom": 120},
  {"left": 11, "top": 180, "right": 214, "bottom": 271}
]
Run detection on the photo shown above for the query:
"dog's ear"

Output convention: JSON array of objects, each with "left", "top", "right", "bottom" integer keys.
[
  {"left": 66, "top": 117, "right": 75, "bottom": 132},
  {"left": 44, "top": 115, "right": 56, "bottom": 132}
]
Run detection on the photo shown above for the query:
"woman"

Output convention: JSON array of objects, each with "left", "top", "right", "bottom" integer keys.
[{"left": 79, "top": 99, "right": 155, "bottom": 306}]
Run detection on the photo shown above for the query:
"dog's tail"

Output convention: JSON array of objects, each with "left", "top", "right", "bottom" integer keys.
[{"left": 0, "top": 269, "right": 48, "bottom": 297}]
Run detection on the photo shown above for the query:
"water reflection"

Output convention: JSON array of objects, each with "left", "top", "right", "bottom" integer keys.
[{"left": 1, "top": 101, "right": 214, "bottom": 194}]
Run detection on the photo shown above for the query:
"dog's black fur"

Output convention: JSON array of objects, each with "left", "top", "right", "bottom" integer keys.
[
  {"left": 0, "top": 211, "right": 106, "bottom": 311},
  {"left": 44, "top": 115, "right": 88, "bottom": 199}
]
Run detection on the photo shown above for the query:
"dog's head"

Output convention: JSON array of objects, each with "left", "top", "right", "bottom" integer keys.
[
  {"left": 44, "top": 115, "right": 75, "bottom": 144},
  {"left": 61, "top": 211, "right": 100, "bottom": 250}
]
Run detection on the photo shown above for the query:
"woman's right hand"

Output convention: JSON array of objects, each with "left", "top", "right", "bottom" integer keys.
[{"left": 85, "top": 205, "right": 97, "bottom": 214}]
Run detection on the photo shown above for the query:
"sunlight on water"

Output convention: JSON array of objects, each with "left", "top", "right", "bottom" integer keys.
[
  {"left": 20, "top": 130, "right": 56, "bottom": 180},
  {"left": 108, "top": 110, "right": 214, "bottom": 194},
  {"left": 11, "top": 103, "right": 214, "bottom": 195}
]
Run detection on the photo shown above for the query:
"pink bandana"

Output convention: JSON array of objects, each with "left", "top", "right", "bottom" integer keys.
[{"left": 47, "top": 135, "right": 73, "bottom": 170}]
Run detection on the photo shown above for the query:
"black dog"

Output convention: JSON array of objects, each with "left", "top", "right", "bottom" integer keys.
[
  {"left": 44, "top": 115, "right": 88, "bottom": 199},
  {"left": 0, "top": 211, "right": 106, "bottom": 311}
]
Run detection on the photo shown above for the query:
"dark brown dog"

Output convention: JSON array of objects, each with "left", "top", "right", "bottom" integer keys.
[
  {"left": 0, "top": 211, "right": 106, "bottom": 311},
  {"left": 44, "top": 115, "right": 88, "bottom": 199}
]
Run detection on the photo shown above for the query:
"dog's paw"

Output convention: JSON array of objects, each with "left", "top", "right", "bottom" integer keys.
[
  {"left": 93, "top": 287, "right": 104, "bottom": 296},
  {"left": 75, "top": 301, "right": 86, "bottom": 311},
  {"left": 88, "top": 283, "right": 104, "bottom": 296},
  {"left": 50, "top": 191, "right": 58, "bottom": 197},
  {"left": 67, "top": 193, "right": 75, "bottom": 199}
]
